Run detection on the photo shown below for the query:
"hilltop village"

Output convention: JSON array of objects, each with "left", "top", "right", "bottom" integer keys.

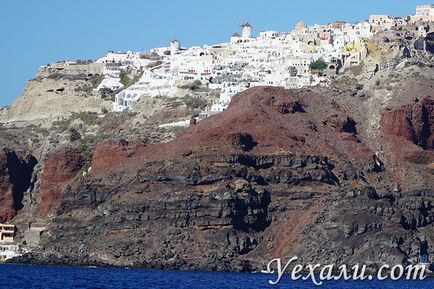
[
  {"left": 82, "top": 5, "right": 434, "bottom": 115},
  {"left": 3, "top": 4, "right": 431, "bottom": 126}
]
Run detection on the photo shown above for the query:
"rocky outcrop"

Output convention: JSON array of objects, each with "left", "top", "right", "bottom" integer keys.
[
  {"left": 381, "top": 96, "right": 434, "bottom": 150},
  {"left": 0, "top": 148, "right": 37, "bottom": 222},
  {"left": 426, "top": 32, "right": 434, "bottom": 54},
  {"left": 0, "top": 63, "right": 111, "bottom": 125},
  {"left": 37, "top": 147, "right": 88, "bottom": 215}
]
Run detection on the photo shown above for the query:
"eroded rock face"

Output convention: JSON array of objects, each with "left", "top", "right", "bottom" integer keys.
[
  {"left": 0, "top": 63, "right": 111, "bottom": 124},
  {"left": 426, "top": 32, "right": 434, "bottom": 54},
  {"left": 44, "top": 152, "right": 340, "bottom": 270},
  {"left": 21, "top": 87, "right": 434, "bottom": 272},
  {"left": 0, "top": 148, "right": 37, "bottom": 222},
  {"left": 37, "top": 147, "right": 88, "bottom": 215},
  {"left": 381, "top": 96, "right": 434, "bottom": 149}
]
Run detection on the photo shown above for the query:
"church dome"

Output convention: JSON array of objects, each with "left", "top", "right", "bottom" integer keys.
[{"left": 295, "top": 21, "right": 307, "bottom": 32}]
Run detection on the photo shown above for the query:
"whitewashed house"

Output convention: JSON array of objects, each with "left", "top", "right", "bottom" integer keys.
[{"left": 113, "top": 70, "right": 172, "bottom": 111}]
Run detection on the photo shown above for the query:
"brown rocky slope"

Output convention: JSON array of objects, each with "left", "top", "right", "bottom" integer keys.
[{"left": 19, "top": 85, "right": 434, "bottom": 272}]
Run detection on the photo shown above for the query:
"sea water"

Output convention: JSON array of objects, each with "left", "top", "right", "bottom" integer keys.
[{"left": 0, "top": 264, "right": 432, "bottom": 289}]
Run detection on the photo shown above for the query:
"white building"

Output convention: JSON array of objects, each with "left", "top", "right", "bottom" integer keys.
[
  {"left": 96, "top": 77, "right": 124, "bottom": 91},
  {"left": 241, "top": 23, "right": 253, "bottom": 38},
  {"left": 170, "top": 40, "right": 181, "bottom": 55},
  {"left": 103, "top": 65, "right": 121, "bottom": 78},
  {"left": 413, "top": 4, "right": 434, "bottom": 22},
  {"left": 210, "top": 82, "right": 249, "bottom": 112},
  {"left": 357, "top": 21, "right": 372, "bottom": 38},
  {"left": 287, "top": 58, "right": 312, "bottom": 75},
  {"left": 107, "top": 16, "right": 374, "bottom": 114},
  {"left": 285, "top": 75, "right": 313, "bottom": 89},
  {"left": 0, "top": 244, "right": 21, "bottom": 262},
  {"left": 97, "top": 51, "right": 140, "bottom": 65},
  {"left": 259, "top": 31, "right": 279, "bottom": 39},
  {"left": 113, "top": 70, "right": 172, "bottom": 111},
  {"left": 416, "top": 4, "right": 434, "bottom": 16},
  {"left": 369, "top": 15, "right": 394, "bottom": 31}
]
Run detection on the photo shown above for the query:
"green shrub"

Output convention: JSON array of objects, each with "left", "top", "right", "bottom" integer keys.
[
  {"left": 120, "top": 74, "right": 131, "bottom": 87},
  {"left": 80, "top": 138, "right": 93, "bottom": 159},
  {"left": 179, "top": 80, "right": 203, "bottom": 91},
  {"left": 183, "top": 96, "right": 209, "bottom": 109},
  {"left": 310, "top": 58, "right": 328, "bottom": 70}
]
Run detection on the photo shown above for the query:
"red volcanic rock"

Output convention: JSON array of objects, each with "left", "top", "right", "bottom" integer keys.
[
  {"left": 273, "top": 100, "right": 305, "bottom": 114},
  {"left": 0, "top": 148, "right": 37, "bottom": 222},
  {"left": 0, "top": 151, "right": 18, "bottom": 223},
  {"left": 91, "top": 139, "right": 147, "bottom": 175},
  {"left": 381, "top": 96, "right": 434, "bottom": 149},
  {"left": 38, "top": 147, "right": 87, "bottom": 215},
  {"left": 87, "top": 87, "right": 377, "bottom": 176},
  {"left": 176, "top": 86, "right": 370, "bottom": 165}
]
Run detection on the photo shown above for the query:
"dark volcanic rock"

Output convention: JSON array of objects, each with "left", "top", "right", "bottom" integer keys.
[
  {"left": 426, "top": 32, "right": 434, "bottom": 54},
  {"left": 0, "top": 148, "right": 37, "bottom": 222},
  {"left": 414, "top": 37, "right": 426, "bottom": 51}
]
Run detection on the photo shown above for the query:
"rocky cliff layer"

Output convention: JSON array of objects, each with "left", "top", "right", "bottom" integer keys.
[{"left": 18, "top": 85, "right": 433, "bottom": 271}]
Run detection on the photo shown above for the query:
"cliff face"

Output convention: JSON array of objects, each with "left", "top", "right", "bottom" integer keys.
[
  {"left": 37, "top": 147, "right": 88, "bottom": 215},
  {"left": 381, "top": 97, "right": 434, "bottom": 150},
  {"left": 0, "top": 148, "right": 37, "bottom": 222},
  {"left": 0, "top": 63, "right": 111, "bottom": 125},
  {"left": 23, "top": 86, "right": 432, "bottom": 271}
]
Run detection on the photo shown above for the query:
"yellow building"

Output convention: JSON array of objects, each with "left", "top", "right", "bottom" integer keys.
[
  {"left": 0, "top": 224, "right": 15, "bottom": 243},
  {"left": 345, "top": 42, "right": 365, "bottom": 53},
  {"left": 295, "top": 21, "right": 307, "bottom": 33},
  {"left": 343, "top": 42, "right": 367, "bottom": 67}
]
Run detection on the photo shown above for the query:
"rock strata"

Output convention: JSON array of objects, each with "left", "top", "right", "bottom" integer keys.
[{"left": 20, "top": 86, "right": 433, "bottom": 271}]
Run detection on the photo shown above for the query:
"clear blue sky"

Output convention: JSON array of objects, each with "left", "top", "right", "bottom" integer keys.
[{"left": 0, "top": 0, "right": 424, "bottom": 106}]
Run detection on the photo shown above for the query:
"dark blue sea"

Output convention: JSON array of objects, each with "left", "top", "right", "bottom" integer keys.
[{"left": 0, "top": 264, "right": 432, "bottom": 289}]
